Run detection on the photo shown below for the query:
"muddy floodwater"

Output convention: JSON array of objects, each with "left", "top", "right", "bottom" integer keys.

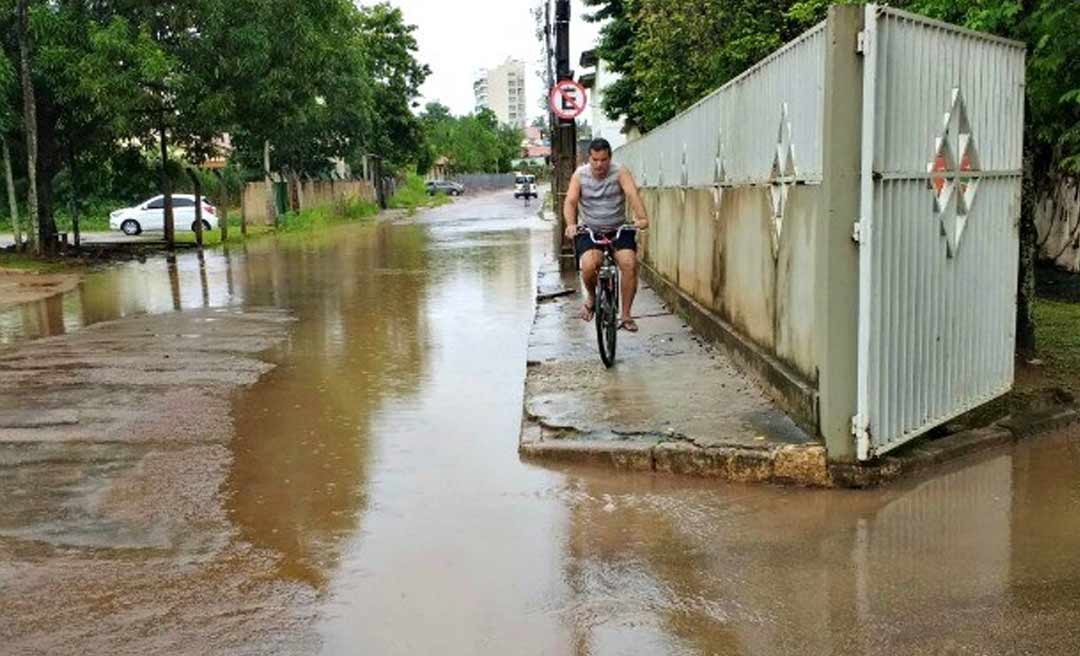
[{"left": 2, "top": 193, "right": 1080, "bottom": 655}]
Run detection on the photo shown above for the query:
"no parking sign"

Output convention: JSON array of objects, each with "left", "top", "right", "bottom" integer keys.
[{"left": 549, "top": 79, "right": 588, "bottom": 120}]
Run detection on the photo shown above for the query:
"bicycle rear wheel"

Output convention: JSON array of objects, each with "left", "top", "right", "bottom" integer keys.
[{"left": 596, "top": 277, "right": 618, "bottom": 368}]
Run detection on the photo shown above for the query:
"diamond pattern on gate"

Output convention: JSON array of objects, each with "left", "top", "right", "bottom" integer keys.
[
  {"left": 768, "top": 103, "right": 798, "bottom": 256},
  {"left": 712, "top": 129, "right": 726, "bottom": 218},
  {"left": 680, "top": 143, "right": 689, "bottom": 203},
  {"left": 928, "top": 88, "right": 981, "bottom": 258}
]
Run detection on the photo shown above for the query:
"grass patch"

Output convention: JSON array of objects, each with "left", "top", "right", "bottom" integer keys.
[
  {"left": 174, "top": 222, "right": 274, "bottom": 247},
  {"left": 388, "top": 174, "right": 453, "bottom": 215},
  {"left": 276, "top": 198, "right": 380, "bottom": 234},
  {"left": 1033, "top": 298, "right": 1080, "bottom": 385},
  {"left": 959, "top": 296, "right": 1080, "bottom": 428},
  {"left": 1, "top": 199, "right": 119, "bottom": 234},
  {"left": 0, "top": 250, "right": 84, "bottom": 274}
]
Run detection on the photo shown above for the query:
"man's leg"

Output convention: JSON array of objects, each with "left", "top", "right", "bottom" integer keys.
[
  {"left": 615, "top": 248, "right": 638, "bottom": 323},
  {"left": 580, "top": 249, "right": 602, "bottom": 320}
]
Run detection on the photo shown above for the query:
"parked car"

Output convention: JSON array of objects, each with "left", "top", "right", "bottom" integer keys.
[
  {"left": 110, "top": 195, "right": 218, "bottom": 236},
  {"left": 514, "top": 174, "right": 538, "bottom": 199},
  {"left": 425, "top": 180, "right": 464, "bottom": 196}
]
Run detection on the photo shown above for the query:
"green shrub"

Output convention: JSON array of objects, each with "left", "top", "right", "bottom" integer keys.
[
  {"left": 388, "top": 173, "right": 452, "bottom": 215},
  {"left": 278, "top": 197, "right": 380, "bottom": 233}
]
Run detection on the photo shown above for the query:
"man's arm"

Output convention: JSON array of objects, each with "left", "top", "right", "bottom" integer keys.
[
  {"left": 563, "top": 172, "right": 582, "bottom": 239},
  {"left": 619, "top": 167, "right": 650, "bottom": 229}
]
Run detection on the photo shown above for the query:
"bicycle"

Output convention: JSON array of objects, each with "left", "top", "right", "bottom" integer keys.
[{"left": 576, "top": 225, "right": 638, "bottom": 368}]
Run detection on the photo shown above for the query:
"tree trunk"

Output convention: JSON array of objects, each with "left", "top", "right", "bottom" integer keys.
[
  {"left": 187, "top": 168, "right": 203, "bottom": 248},
  {"left": 160, "top": 117, "right": 174, "bottom": 247},
  {"left": 2, "top": 137, "right": 21, "bottom": 250},
  {"left": 16, "top": 0, "right": 40, "bottom": 255},
  {"left": 68, "top": 147, "right": 80, "bottom": 249},
  {"left": 1016, "top": 149, "right": 1039, "bottom": 357},
  {"left": 212, "top": 169, "right": 228, "bottom": 242},
  {"left": 34, "top": 96, "right": 60, "bottom": 247}
]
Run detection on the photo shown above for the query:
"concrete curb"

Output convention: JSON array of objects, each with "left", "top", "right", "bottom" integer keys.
[
  {"left": 520, "top": 418, "right": 834, "bottom": 487},
  {"left": 519, "top": 407, "right": 1080, "bottom": 489}
]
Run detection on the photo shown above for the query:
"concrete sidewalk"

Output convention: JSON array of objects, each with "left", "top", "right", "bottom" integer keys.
[{"left": 520, "top": 259, "right": 831, "bottom": 486}]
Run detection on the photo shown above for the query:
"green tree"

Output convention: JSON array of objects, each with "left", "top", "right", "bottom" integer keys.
[
  {"left": 0, "top": 0, "right": 432, "bottom": 254},
  {"left": 355, "top": 3, "right": 429, "bottom": 173},
  {"left": 582, "top": 0, "right": 638, "bottom": 128},
  {"left": 420, "top": 105, "right": 523, "bottom": 174},
  {"left": 585, "top": 0, "right": 803, "bottom": 132}
]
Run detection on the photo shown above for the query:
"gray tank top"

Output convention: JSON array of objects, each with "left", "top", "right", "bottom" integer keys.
[{"left": 577, "top": 162, "right": 625, "bottom": 231}]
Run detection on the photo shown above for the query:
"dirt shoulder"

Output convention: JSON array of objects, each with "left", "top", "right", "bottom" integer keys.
[{"left": 0, "top": 307, "right": 320, "bottom": 654}]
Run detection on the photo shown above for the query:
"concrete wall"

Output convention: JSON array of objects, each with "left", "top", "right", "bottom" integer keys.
[
  {"left": 1036, "top": 176, "right": 1080, "bottom": 272},
  {"left": 639, "top": 186, "right": 821, "bottom": 390},
  {"left": 241, "top": 179, "right": 376, "bottom": 226}
]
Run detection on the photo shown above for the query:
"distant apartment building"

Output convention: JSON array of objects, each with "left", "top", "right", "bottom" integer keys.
[{"left": 473, "top": 58, "right": 528, "bottom": 128}]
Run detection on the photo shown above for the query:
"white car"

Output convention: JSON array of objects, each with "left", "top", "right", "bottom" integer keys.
[
  {"left": 110, "top": 195, "right": 219, "bottom": 236},
  {"left": 514, "top": 175, "right": 538, "bottom": 199}
]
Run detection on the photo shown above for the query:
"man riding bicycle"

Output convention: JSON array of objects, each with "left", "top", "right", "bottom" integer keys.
[{"left": 563, "top": 138, "right": 651, "bottom": 332}]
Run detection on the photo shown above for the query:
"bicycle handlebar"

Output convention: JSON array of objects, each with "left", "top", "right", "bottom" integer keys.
[{"left": 575, "top": 225, "right": 639, "bottom": 244}]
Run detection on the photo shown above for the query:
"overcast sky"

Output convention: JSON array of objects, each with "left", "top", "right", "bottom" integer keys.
[{"left": 379, "top": 0, "right": 602, "bottom": 120}]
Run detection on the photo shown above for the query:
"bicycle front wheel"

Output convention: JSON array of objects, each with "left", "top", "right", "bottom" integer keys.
[{"left": 596, "top": 279, "right": 618, "bottom": 368}]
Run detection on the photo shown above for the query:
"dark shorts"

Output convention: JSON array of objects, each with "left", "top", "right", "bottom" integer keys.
[{"left": 575, "top": 229, "right": 637, "bottom": 257}]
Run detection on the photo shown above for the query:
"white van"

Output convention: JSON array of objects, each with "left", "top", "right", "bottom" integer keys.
[{"left": 514, "top": 174, "right": 538, "bottom": 199}]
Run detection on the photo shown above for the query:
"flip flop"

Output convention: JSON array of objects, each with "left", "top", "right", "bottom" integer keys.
[
  {"left": 619, "top": 318, "right": 639, "bottom": 332},
  {"left": 580, "top": 302, "right": 595, "bottom": 322}
]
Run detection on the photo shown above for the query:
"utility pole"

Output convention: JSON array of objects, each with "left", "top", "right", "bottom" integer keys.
[{"left": 553, "top": 0, "right": 577, "bottom": 264}]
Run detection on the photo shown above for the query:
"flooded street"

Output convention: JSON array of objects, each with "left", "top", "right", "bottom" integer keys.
[{"left": 3, "top": 192, "right": 1080, "bottom": 654}]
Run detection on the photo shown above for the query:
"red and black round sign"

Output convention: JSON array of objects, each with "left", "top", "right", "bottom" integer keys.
[{"left": 549, "top": 79, "right": 588, "bottom": 120}]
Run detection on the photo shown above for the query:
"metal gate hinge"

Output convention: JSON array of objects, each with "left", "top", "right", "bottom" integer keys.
[
  {"left": 856, "top": 30, "right": 867, "bottom": 54},
  {"left": 851, "top": 414, "right": 869, "bottom": 439},
  {"left": 852, "top": 220, "right": 866, "bottom": 244}
]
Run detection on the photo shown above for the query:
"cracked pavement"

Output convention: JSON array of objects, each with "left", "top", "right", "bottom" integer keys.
[{"left": 525, "top": 261, "right": 811, "bottom": 450}]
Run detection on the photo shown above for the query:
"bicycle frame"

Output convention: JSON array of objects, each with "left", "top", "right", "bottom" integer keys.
[{"left": 576, "top": 226, "right": 637, "bottom": 368}]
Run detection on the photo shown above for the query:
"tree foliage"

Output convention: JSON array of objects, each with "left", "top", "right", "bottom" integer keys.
[
  {"left": 0, "top": 0, "right": 430, "bottom": 235},
  {"left": 0, "top": 47, "right": 14, "bottom": 133},
  {"left": 420, "top": 103, "right": 523, "bottom": 174}
]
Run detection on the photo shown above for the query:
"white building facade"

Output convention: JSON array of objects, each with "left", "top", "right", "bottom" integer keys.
[
  {"left": 579, "top": 51, "right": 627, "bottom": 150},
  {"left": 473, "top": 58, "right": 528, "bottom": 128}
]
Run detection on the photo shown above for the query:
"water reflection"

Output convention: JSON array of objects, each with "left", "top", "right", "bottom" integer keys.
[
  {"left": 225, "top": 224, "right": 433, "bottom": 588},
  {"left": 550, "top": 437, "right": 1080, "bottom": 656},
  {"left": 0, "top": 221, "right": 436, "bottom": 592},
  {"left": 0, "top": 286, "right": 80, "bottom": 343}
]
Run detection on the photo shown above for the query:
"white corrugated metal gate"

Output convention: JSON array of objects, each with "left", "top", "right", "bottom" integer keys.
[
  {"left": 853, "top": 5, "right": 1027, "bottom": 459},
  {"left": 616, "top": 21, "right": 827, "bottom": 190}
]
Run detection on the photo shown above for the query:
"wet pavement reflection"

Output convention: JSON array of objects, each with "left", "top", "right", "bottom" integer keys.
[{"left": 2, "top": 193, "right": 1080, "bottom": 654}]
